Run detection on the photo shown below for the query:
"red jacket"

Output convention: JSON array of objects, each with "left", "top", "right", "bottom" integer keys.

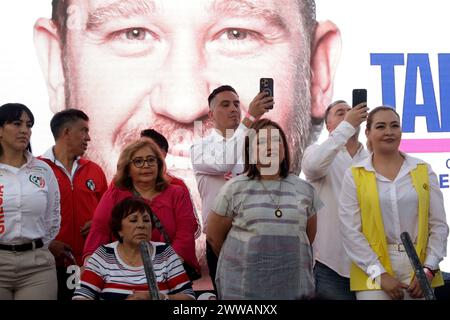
[
  {"left": 83, "top": 184, "right": 200, "bottom": 273},
  {"left": 40, "top": 157, "right": 108, "bottom": 266}
]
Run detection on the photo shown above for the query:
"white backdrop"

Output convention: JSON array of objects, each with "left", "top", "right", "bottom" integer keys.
[{"left": 1, "top": 0, "right": 450, "bottom": 272}]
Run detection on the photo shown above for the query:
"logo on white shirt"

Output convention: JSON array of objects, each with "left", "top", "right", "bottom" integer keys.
[{"left": 29, "top": 175, "right": 46, "bottom": 188}]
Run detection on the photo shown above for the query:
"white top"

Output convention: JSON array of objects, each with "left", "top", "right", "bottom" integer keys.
[
  {"left": 302, "top": 121, "right": 369, "bottom": 277},
  {"left": 190, "top": 124, "right": 246, "bottom": 229},
  {"left": 339, "top": 153, "right": 449, "bottom": 274},
  {"left": 0, "top": 151, "right": 61, "bottom": 247},
  {"left": 42, "top": 147, "right": 80, "bottom": 182}
]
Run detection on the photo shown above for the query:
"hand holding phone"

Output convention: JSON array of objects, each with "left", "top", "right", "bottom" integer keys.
[
  {"left": 352, "top": 89, "right": 367, "bottom": 108},
  {"left": 347, "top": 89, "right": 369, "bottom": 128},
  {"left": 260, "top": 78, "right": 274, "bottom": 109}
]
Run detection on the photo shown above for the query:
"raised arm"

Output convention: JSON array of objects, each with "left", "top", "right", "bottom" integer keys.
[{"left": 302, "top": 121, "right": 356, "bottom": 181}]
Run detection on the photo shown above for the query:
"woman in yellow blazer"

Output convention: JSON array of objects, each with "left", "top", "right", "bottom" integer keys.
[{"left": 339, "top": 106, "right": 448, "bottom": 300}]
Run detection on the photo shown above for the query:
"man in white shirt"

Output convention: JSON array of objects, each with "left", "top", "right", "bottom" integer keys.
[
  {"left": 301, "top": 100, "right": 369, "bottom": 299},
  {"left": 191, "top": 85, "right": 273, "bottom": 293}
]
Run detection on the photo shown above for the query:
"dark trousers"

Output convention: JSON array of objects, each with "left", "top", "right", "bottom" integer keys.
[
  {"left": 314, "top": 261, "right": 356, "bottom": 300},
  {"left": 206, "top": 241, "right": 218, "bottom": 295}
]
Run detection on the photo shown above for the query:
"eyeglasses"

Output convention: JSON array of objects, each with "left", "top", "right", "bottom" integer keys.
[{"left": 130, "top": 156, "right": 158, "bottom": 168}]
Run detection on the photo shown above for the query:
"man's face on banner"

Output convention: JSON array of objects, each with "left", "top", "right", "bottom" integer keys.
[{"left": 35, "top": 0, "right": 340, "bottom": 208}]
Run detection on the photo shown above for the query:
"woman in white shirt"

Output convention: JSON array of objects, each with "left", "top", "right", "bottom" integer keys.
[
  {"left": 339, "top": 106, "right": 448, "bottom": 300},
  {"left": 0, "top": 103, "right": 61, "bottom": 300}
]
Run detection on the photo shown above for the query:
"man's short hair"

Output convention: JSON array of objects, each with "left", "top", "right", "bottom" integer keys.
[
  {"left": 140, "top": 129, "right": 169, "bottom": 153},
  {"left": 50, "top": 108, "right": 89, "bottom": 140},
  {"left": 324, "top": 100, "right": 348, "bottom": 124},
  {"left": 207, "top": 85, "right": 238, "bottom": 108}
]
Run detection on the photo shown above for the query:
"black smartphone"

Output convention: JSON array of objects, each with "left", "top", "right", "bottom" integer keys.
[
  {"left": 260, "top": 78, "right": 274, "bottom": 109},
  {"left": 352, "top": 89, "right": 367, "bottom": 108}
]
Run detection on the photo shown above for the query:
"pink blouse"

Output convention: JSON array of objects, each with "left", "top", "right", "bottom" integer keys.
[{"left": 83, "top": 184, "right": 200, "bottom": 272}]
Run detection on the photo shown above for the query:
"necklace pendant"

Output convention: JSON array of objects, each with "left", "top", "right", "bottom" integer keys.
[{"left": 275, "top": 208, "right": 283, "bottom": 218}]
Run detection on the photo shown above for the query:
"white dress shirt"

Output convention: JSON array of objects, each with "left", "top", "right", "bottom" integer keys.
[
  {"left": 0, "top": 151, "right": 61, "bottom": 247},
  {"left": 302, "top": 120, "right": 369, "bottom": 277},
  {"left": 190, "top": 124, "right": 246, "bottom": 230},
  {"left": 339, "top": 153, "right": 449, "bottom": 274}
]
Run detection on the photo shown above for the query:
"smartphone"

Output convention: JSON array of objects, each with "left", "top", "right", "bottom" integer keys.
[
  {"left": 260, "top": 78, "right": 274, "bottom": 109},
  {"left": 352, "top": 89, "right": 367, "bottom": 108}
]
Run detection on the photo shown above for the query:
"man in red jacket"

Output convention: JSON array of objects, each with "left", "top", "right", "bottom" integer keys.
[{"left": 40, "top": 109, "right": 108, "bottom": 300}]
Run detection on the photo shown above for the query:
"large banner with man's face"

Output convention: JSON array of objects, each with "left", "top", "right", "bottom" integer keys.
[{"left": 1, "top": 0, "right": 449, "bottom": 276}]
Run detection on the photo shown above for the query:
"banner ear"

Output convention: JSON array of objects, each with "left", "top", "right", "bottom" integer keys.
[
  {"left": 34, "top": 18, "right": 66, "bottom": 113},
  {"left": 310, "top": 20, "right": 342, "bottom": 120}
]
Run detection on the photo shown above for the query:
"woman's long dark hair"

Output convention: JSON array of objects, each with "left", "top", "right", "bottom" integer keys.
[
  {"left": 0, "top": 103, "right": 34, "bottom": 155},
  {"left": 244, "top": 119, "right": 291, "bottom": 180}
]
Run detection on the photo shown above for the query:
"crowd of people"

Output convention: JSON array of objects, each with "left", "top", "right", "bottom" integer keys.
[{"left": 1, "top": 83, "right": 449, "bottom": 301}]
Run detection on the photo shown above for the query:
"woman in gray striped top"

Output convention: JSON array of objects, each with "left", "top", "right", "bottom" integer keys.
[{"left": 207, "top": 119, "right": 322, "bottom": 300}]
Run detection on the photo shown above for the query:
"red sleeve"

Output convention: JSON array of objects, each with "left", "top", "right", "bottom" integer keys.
[
  {"left": 170, "top": 187, "right": 200, "bottom": 271},
  {"left": 96, "top": 167, "right": 109, "bottom": 202},
  {"left": 82, "top": 186, "right": 122, "bottom": 261}
]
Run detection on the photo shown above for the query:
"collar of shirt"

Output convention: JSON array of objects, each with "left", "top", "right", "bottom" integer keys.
[
  {"left": 42, "top": 146, "right": 80, "bottom": 181},
  {"left": 355, "top": 152, "right": 426, "bottom": 173},
  {"left": 210, "top": 123, "right": 247, "bottom": 143}
]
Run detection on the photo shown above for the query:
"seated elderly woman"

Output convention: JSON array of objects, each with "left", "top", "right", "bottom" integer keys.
[
  {"left": 73, "top": 197, "right": 195, "bottom": 300},
  {"left": 83, "top": 138, "right": 200, "bottom": 278}
]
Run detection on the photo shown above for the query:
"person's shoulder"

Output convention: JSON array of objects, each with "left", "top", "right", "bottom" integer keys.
[
  {"left": 164, "top": 183, "right": 187, "bottom": 196},
  {"left": 153, "top": 241, "right": 175, "bottom": 256},
  {"left": 94, "top": 242, "right": 117, "bottom": 258},
  {"left": 404, "top": 153, "right": 427, "bottom": 166},
  {"left": 352, "top": 155, "right": 372, "bottom": 169},
  {"left": 29, "top": 157, "right": 55, "bottom": 176},
  {"left": 102, "top": 183, "right": 132, "bottom": 200},
  {"left": 192, "top": 131, "right": 215, "bottom": 147},
  {"left": 286, "top": 174, "right": 316, "bottom": 194},
  {"left": 168, "top": 175, "right": 188, "bottom": 190},
  {"left": 230, "top": 174, "right": 251, "bottom": 183},
  {"left": 79, "top": 158, "right": 106, "bottom": 173},
  {"left": 37, "top": 155, "right": 53, "bottom": 167},
  {"left": 303, "top": 143, "right": 320, "bottom": 153},
  {"left": 222, "top": 174, "right": 251, "bottom": 190}
]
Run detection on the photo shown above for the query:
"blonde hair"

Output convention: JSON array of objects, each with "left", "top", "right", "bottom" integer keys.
[{"left": 114, "top": 138, "right": 169, "bottom": 192}]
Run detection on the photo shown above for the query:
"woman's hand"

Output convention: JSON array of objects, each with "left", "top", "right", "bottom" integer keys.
[
  {"left": 126, "top": 291, "right": 169, "bottom": 300},
  {"left": 407, "top": 269, "right": 434, "bottom": 299},
  {"left": 126, "top": 291, "right": 150, "bottom": 300},
  {"left": 380, "top": 273, "right": 408, "bottom": 300}
]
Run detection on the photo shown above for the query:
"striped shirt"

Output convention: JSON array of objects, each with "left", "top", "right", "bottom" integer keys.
[
  {"left": 73, "top": 241, "right": 194, "bottom": 300},
  {"left": 212, "top": 174, "right": 322, "bottom": 300}
]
